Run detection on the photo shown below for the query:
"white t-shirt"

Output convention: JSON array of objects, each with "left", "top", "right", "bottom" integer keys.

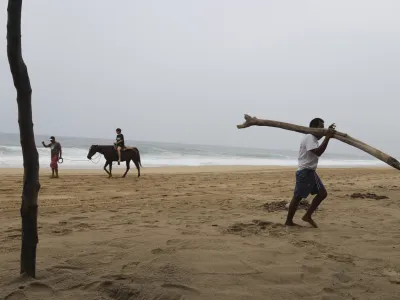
[{"left": 298, "top": 134, "right": 319, "bottom": 170}]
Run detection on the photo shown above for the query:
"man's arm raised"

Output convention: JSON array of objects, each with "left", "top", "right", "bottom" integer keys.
[{"left": 310, "top": 128, "right": 335, "bottom": 157}]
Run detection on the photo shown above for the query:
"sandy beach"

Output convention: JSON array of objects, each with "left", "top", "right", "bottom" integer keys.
[{"left": 1, "top": 166, "right": 400, "bottom": 300}]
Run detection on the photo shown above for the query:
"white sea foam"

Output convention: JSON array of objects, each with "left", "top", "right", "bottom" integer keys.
[{"left": 0, "top": 145, "right": 385, "bottom": 169}]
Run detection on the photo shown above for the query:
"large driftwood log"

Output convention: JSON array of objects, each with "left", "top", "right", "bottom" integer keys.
[
  {"left": 7, "top": 0, "right": 41, "bottom": 277},
  {"left": 237, "top": 114, "right": 400, "bottom": 171}
]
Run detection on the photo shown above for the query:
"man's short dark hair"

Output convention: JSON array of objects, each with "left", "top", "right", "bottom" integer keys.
[{"left": 309, "top": 118, "right": 324, "bottom": 128}]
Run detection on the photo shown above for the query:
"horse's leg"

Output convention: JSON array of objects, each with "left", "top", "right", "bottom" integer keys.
[
  {"left": 109, "top": 161, "right": 113, "bottom": 178},
  {"left": 122, "top": 160, "right": 130, "bottom": 178},
  {"left": 103, "top": 161, "right": 110, "bottom": 177},
  {"left": 133, "top": 159, "right": 141, "bottom": 178}
]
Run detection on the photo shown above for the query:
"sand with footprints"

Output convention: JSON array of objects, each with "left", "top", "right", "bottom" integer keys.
[{"left": 1, "top": 166, "right": 400, "bottom": 300}]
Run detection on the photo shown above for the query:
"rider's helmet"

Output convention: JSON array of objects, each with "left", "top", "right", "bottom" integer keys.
[{"left": 116, "top": 128, "right": 121, "bottom": 132}]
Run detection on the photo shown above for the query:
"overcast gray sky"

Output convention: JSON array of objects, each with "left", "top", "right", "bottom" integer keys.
[{"left": 1, "top": 0, "right": 399, "bottom": 154}]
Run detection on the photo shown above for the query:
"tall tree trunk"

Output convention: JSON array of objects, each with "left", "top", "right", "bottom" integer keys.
[{"left": 7, "top": 0, "right": 40, "bottom": 278}]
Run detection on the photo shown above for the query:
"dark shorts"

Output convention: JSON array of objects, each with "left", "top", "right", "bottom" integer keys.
[{"left": 294, "top": 169, "right": 325, "bottom": 198}]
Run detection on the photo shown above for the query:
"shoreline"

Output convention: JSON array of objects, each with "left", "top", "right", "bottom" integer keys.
[
  {"left": 0, "top": 165, "right": 397, "bottom": 180},
  {"left": 0, "top": 164, "right": 390, "bottom": 175}
]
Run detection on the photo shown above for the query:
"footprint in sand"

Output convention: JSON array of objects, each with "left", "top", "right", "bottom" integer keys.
[
  {"left": 383, "top": 269, "right": 400, "bottom": 284},
  {"left": 5, "top": 228, "right": 20, "bottom": 234},
  {"left": 4, "top": 290, "right": 28, "bottom": 300},
  {"left": 51, "top": 264, "right": 83, "bottom": 271},
  {"left": 332, "top": 272, "right": 353, "bottom": 284},
  {"left": 20, "top": 282, "right": 54, "bottom": 298},
  {"left": 68, "top": 216, "right": 88, "bottom": 221},
  {"left": 301, "top": 265, "right": 323, "bottom": 274},
  {"left": 51, "top": 228, "right": 73, "bottom": 235},
  {"left": 290, "top": 239, "right": 326, "bottom": 251},
  {"left": 75, "top": 222, "right": 92, "bottom": 229},
  {"left": 6, "top": 233, "right": 20, "bottom": 240},
  {"left": 151, "top": 247, "right": 175, "bottom": 255},
  {"left": 121, "top": 261, "right": 141, "bottom": 273},
  {"left": 166, "top": 239, "right": 182, "bottom": 246},
  {"left": 326, "top": 253, "right": 355, "bottom": 265},
  {"left": 100, "top": 274, "right": 129, "bottom": 281},
  {"left": 224, "top": 220, "right": 285, "bottom": 237},
  {"left": 93, "top": 280, "right": 142, "bottom": 300},
  {"left": 161, "top": 283, "right": 201, "bottom": 295}
]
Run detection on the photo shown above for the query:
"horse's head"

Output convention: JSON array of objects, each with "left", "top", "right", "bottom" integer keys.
[{"left": 87, "top": 145, "right": 100, "bottom": 160}]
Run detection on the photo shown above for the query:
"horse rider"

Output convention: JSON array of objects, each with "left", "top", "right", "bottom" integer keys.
[
  {"left": 114, "top": 128, "right": 125, "bottom": 165},
  {"left": 114, "top": 128, "right": 137, "bottom": 165}
]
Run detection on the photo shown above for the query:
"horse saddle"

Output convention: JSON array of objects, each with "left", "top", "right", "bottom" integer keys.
[{"left": 121, "top": 146, "right": 136, "bottom": 152}]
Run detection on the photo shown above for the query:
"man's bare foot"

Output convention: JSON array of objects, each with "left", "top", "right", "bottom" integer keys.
[
  {"left": 285, "top": 221, "right": 300, "bottom": 227},
  {"left": 302, "top": 215, "right": 318, "bottom": 228}
]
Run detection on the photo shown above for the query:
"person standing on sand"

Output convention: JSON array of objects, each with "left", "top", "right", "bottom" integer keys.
[
  {"left": 285, "top": 118, "right": 335, "bottom": 228},
  {"left": 42, "top": 136, "right": 62, "bottom": 178}
]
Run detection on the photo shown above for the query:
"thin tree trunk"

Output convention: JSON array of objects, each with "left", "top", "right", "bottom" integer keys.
[
  {"left": 7, "top": 0, "right": 40, "bottom": 278},
  {"left": 237, "top": 114, "right": 400, "bottom": 171}
]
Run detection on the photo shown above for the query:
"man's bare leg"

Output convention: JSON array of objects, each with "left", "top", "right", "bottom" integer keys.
[
  {"left": 55, "top": 168, "right": 59, "bottom": 178},
  {"left": 285, "top": 195, "right": 303, "bottom": 226},
  {"left": 117, "top": 147, "right": 121, "bottom": 165},
  {"left": 51, "top": 169, "right": 55, "bottom": 178},
  {"left": 302, "top": 190, "right": 327, "bottom": 228}
]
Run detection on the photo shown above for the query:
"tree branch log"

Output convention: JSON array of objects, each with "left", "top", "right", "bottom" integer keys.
[
  {"left": 237, "top": 114, "right": 400, "bottom": 171},
  {"left": 7, "top": 0, "right": 40, "bottom": 278}
]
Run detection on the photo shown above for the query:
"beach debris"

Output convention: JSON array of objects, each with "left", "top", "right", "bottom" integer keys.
[
  {"left": 227, "top": 220, "right": 272, "bottom": 233},
  {"left": 350, "top": 193, "right": 388, "bottom": 200},
  {"left": 224, "top": 219, "right": 284, "bottom": 236},
  {"left": 262, "top": 200, "right": 287, "bottom": 212},
  {"left": 237, "top": 114, "right": 400, "bottom": 171},
  {"left": 263, "top": 199, "right": 310, "bottom": 212}
]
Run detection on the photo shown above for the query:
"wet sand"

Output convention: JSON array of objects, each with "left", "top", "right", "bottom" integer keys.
[{"left": 1, "top": 166, "right": 400, "bottom": 300}]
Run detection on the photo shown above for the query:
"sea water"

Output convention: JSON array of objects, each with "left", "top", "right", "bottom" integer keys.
[{"left": 0, "top": 133, "right": 384, "bottom": 169}]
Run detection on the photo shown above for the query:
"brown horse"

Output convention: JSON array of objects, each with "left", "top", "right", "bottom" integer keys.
[{"left": 87, "top": 145, "right": 142, "bottom": 178}]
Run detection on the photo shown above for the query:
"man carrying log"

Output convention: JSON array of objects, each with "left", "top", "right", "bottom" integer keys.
[{"left": 285, "top": 118, "right": 335, "bottom": 228}]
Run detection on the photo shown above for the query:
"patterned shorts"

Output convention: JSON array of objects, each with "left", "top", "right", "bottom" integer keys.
[
  {"left": 50, "top": 155, "right": 58, "bottom": 169},
  {"left": 294, "top": 169, "right": 325, "bottom": 198}
]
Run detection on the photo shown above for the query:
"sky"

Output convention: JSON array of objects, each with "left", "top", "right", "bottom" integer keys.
[{"left": 1, "top": 0, "right": 400, "bottom": 155}]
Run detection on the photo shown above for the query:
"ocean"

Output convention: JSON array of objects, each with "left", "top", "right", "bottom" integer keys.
[{"left": 0, "top": 133, "right": 384, "bottom": 169}]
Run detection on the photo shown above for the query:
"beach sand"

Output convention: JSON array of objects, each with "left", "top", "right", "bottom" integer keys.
[{"left": 1, "top": 166, "right": 400, "bottom": 300}]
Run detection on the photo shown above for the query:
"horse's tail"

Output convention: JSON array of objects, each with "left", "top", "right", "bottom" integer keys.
[{"left": 135, "top": 147, "right": 142, "bottom": 167}]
